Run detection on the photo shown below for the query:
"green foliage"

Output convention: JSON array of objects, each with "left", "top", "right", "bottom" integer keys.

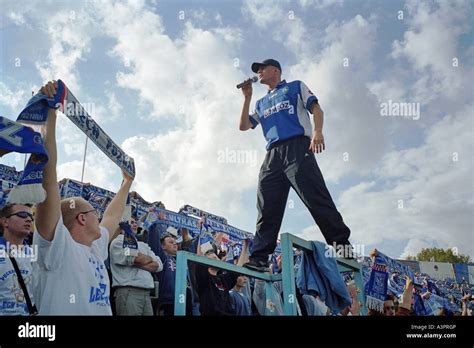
[{"left": 406, "top": 247, "right": 471, "bottom": 264}]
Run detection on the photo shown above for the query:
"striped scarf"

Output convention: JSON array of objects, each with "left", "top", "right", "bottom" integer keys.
[{"left": 365, "top": 255, "right": 389, "bottom": 313}]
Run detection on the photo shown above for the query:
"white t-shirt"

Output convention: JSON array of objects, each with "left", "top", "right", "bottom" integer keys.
[
  {"left": 109, "top": 234, "right": 162, "bottom": 289},
  {"left": 0, "top": 240, "right": 35, "bottom": 315},
  {"left": 32, "top": 216, "right": 112, "bottom": 315}
]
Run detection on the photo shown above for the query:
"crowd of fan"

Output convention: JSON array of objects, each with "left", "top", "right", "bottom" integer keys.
[{"left": 2, "top": 198, "right": 473, "bottom": 317}]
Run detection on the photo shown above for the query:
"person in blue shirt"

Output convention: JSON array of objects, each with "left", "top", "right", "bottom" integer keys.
[
  {"left": 239, "top": 59, "right": 352, "bottom": 272},
  {"left": 147, "top": 216, "right": 193, "bottom": 316},
  {"left": 229, "top": 275, "right": 252, "bottom": 316}
]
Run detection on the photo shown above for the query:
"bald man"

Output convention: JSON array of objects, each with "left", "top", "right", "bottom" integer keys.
[{"left": 32, "top": 80, "right": 134, "bottom": 315}]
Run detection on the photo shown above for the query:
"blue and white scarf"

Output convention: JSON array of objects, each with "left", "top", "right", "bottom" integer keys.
[
  {"left": 413, "top": 288, "right": 427, "bottom": 316},
  {"left": 0, "top": 117, "right": 49, "bottom": 205},
  {"left": 198, "top": 220, "right": 215, "bottom": 254},
  {"left": 424, "top": 293, "right": 445, "bottom": 316},
  {"left": 225, "top": 244, "right": 235, "bottom": 264},
  {"left": 120, "top": 221, "right": 138, "bottom": 256},
  {"left": 17, "top": 79, "right": 135, "bottom": 178},
  {"left": 365, "top": 255, "right": 389, "bottom": 313},
  {"left": 144, "top": 207, "right": 254, "bottom": 242},
  {"left": 179, "top": 204, "right": 228, "bottom": 224}
]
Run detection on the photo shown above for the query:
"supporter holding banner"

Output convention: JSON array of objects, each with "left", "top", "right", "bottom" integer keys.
[{"left": 31, "top": 80, "right": 134, "bottom": 315}]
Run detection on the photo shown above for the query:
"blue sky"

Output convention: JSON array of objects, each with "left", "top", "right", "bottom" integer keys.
[{"left": 0, "top": 0, "right": 473, "bottom": 259}]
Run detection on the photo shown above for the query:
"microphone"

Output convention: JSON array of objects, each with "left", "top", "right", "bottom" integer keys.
[{"left": 236, "top": 76, "right": 258, "bottom": 89}]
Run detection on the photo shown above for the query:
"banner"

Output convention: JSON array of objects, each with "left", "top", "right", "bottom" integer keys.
[
  {"left": 144, "top": 207, "right": 254, "bottom": 241},
  {"left": 0, "top": 164, "right": 21, "bottom": 184},
  {"left": 0, "top": 165, "right": 21, "bottom": 207},
  {"left": 179, "top": 204, "right": 228, "bottom": 224},
  {"left": 16, "top": 79, "right": 135, "bottom": 178}
]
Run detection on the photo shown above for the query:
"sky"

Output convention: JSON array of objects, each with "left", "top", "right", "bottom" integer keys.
[{"left": 0, "top": 0, "right": 472, "bottom": 259}]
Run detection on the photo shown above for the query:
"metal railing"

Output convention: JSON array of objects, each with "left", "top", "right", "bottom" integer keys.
[
  {"left": 279, "top": 233, "right": 367, "bottom": 315},
  {"left": 174, "top": 232, "right": 366, "bottom": 315}
]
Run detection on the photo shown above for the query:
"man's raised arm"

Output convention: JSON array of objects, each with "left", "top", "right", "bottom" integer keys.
[
  {"left": 35, "top": 81, "right": 61, "bottom": 242},
  {"left": 100, "top": 171, "right": 134, "bottom": 240}
]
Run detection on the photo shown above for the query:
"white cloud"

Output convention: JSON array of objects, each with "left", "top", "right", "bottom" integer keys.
[
  {"left": 57, "top": 148, "right": 121, "bottom": 192},
  {"left": 337, "top": 104, "right": 474, "bottom": 258},
  {"left": 93, "top": 89, "right": 124, "bottom": 123},
  {"left": 299, "top": 0, "right": 343, "bottom": 9},
  {"left": 391, "top": 0, "right": 472, "bottom": 104},
  {"left": 400, "top": 238, "right": 438, "bottom": 259},
  {"left": 0, "top": 82, "right": 29, "bottom": 115},
  {"left": 35, "top": 8, "right": 95, "bottom": 93},
  {"left": 286, "top": 15, "right": 387, "bottom": 183},
  {"left": 241, "top": 0, "right": 285, "bottom": 29},
  {"left": 294, "top": 225, "right": 327, "bottom": 243},
  {"left": 8, "top": 11, "right": 26, "bottom": 26}
]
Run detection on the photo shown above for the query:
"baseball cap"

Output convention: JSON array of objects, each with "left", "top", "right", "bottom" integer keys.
[
  {"left": 251, "top": 59, "right": 282, "bottom": 73},
  {"left": 166, "top": 226, "right": 178, "bottom": 237}
]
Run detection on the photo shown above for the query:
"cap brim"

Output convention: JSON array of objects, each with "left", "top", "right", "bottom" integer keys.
[{"left": 251, "top": 62, "right": 263, "bottom": 73}]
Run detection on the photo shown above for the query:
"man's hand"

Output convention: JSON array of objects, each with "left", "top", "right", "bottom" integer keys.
[
  {"left": 241, "top": 83, "right": 253, "bottom": 99},
  {"left": 40, "top": 80, "right": 58, "bottom": 98},
  {"left": 276, "top": 254, "right": 282, "bottom": 270},
  {"left": 309, "top": 130, "right": 325, "bottom": 153},
  {"left": 404, "top": 275, "right": 414, "bottom": 290},
  {"left": 121, "top": 168, "right": 134, "bottom": 184}
]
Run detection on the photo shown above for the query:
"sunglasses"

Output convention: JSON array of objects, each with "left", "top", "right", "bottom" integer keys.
[
  {"left": 75, "top": 209, "right": 98, "bottom": 219},
  {"left": 384, "top": 306, "right": 395, "bottom": 310},
  {"left": 7, "top": 211, "right": 34, "bottom": 221}
]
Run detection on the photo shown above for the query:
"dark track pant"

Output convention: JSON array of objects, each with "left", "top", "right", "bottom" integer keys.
[{"left": 250, "top": 136, "right": 351, "bottom": 263}]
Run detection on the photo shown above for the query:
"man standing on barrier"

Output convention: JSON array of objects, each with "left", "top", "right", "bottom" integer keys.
[{"left": 238, "top": 59, "right": 352, "bottom": 272}]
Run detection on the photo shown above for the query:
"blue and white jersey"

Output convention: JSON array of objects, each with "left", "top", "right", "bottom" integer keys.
[{"left": 249, "top": 80, "right": 318, "bottom": 149}]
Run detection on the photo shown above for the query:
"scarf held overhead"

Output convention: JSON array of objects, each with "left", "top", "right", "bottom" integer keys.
[
  {"left": 17, "top": 79, "right": 135, "bottom": 178},
  {"left": 0, "top": 117, "right": 48, "bottom": 205},
  {"left": 365, "top": 255, "right": 389, "bottom": 313}
]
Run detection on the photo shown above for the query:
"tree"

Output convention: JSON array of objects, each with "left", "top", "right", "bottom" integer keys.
[{"left": 407, "top": 247, "right": 471, "bottom": 264}]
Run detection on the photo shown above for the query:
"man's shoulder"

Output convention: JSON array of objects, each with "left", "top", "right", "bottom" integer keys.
[
  {"left": 110, "top": 233, "right": 124, "bottom": 245},
  {"left": 33, "top": 215, "right": 70, "bottom": 246},
  {"left": 286, "top": 80, "right": 304, "bottom": 89},
  {"left": 137, "top": 240, "right": 152, "bottom": 250}
]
